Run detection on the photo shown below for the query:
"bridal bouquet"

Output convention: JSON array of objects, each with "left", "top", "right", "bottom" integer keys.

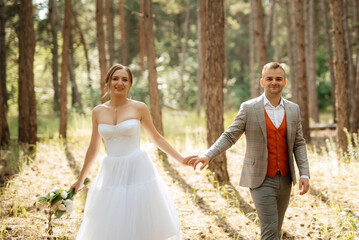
[{"left": 39, "top": 178, "right": 91, "bottom": 234}]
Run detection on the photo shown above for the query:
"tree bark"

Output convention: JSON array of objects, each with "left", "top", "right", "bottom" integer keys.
[
  {"left": 49, "top": 0, "right": 60, "bottom": 112},
  {"left": 289, "top": 0, "right": 298, "bottom": 103},
  {"left": 105, "top": 0, "right": 114, "bottom": 66},
  {"left": 179, "top": 0, "right": 191, "bottom": 110},
  {"left": 284, "top": 0, "right": 295, "bottom": 100},
  {"left": 320, "top": 0, "right": 336, "bottom": 122},
  {"left": 342, "top": 0, "right": 355, "bottom": 132},
  {"left": 305, "top": 0, "right": 319, "bottom": 122},
  {"left": 294, "top": 0, "right": 310, "bottom": 142},
  {"left": 97, "top": 0, "right": 108, "bottom": 102},
  {"left": 250, "top": 0, "right": 257, "bottom": 98},
  {"left": 265, "top": 0, "right": 276, "bottom": 49},
  {"left": 200, "top": 0, "right": 229, "bottom": 184},
  {"left": 119, "top": 0, "right": 127, "bottom": 65},
  {"left": 68, "top": 30, "right": 83, "bottom": 110},
  {"left": 330, "top": 0, "right": 349, "bottom": 152},
  {"left": 18, "top": 0, "right": 37, "bottom": 146},
  {"left": 143, "top": 0, "right": 164, "bottom": 137},
  {"left": 59, "top": 0, "right": 72, "bottom": 138},
  {"left": 0, "top": 0, "right": 8, "bottom": 110},
  {"left": 351, "top": 0, "right": 359, "bottom": 133},
  {"left": 272, "top": 2, "right": 279, "bottom": 61},
  {"left": 196, "top": 2, "right": 203, "bottom": 117},
  {"left": 254, "top": 0, "right": 267, "bottom": 96},
  {"left": 0, "top": 0, "right": 9, "bottom": 147},
  {"left": 139, "top": 0, "right": 146, "bottom": 74}
]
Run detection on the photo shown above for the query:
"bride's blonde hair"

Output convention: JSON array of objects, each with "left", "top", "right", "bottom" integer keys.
[{"left": 102, "top": 64, "right": 134, "bottom": 99}]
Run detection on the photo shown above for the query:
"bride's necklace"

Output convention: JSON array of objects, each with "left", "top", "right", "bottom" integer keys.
[{"left": 110, "top": 99, "right": 127, "bottom": 113}]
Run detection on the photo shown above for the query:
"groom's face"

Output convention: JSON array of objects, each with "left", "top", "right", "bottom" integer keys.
[{"left": 260, "top": 68, "right": 287, "bottom": 95}]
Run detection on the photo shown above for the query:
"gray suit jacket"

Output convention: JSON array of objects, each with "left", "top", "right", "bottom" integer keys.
[{"left": 206, "top": 95, "right": 310, "bottom": 189}]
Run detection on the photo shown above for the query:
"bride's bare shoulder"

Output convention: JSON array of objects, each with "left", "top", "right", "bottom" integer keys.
[
  {"left": 129, "top": 99, "right": 147, "bottom": 110},
  {"left": 93, "top": 102, "right": 110, "bottom": 114}
]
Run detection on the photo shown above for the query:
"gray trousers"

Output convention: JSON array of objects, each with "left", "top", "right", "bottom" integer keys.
[{"left": 250, "top": 171, "right": 292, "bottom": 240}]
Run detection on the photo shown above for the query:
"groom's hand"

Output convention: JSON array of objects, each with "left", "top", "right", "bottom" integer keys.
[
  {"left": 299, "top": 177, "right": 310, "bottom": 195},
  {"left": 188, "top": 155, "right": 210, "bottom": 171}
]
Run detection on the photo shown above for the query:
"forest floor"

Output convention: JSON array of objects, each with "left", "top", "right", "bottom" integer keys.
[{"left": 0, "top": 114, "right": 359, "bottom": 240}]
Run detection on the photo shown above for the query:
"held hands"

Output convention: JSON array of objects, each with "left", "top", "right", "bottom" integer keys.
[
  {"left": 186, "top": 155, "right": 210, "bottom": 171},
  {"left": 299, "top": 177, "right": 310, "bottom": 195}
]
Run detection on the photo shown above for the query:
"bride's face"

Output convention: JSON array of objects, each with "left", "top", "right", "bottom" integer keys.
[{"left": 110, "top": 69, "right": 132, "bottom": 96}]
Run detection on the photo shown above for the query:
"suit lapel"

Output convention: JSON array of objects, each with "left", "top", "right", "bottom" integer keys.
[
  {"left": 283, "top": 99, "right": 293, "bottom": 146},
  {"left": 254, "top": 96, "right": 267, "bottom": 141}
]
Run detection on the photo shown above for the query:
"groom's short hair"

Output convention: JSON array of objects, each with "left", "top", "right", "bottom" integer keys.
[{"left": 261, "top": 62, "right": 286, "bottom": 79}]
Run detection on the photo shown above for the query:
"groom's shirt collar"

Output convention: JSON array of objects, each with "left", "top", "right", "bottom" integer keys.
[{"left": 262, "top": 94, "right": 284, "bottom": 108}]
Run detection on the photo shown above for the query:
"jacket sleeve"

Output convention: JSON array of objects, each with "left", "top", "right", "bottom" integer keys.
[{"left": 205, "top": 103, "right": 247, "bottom": 160}]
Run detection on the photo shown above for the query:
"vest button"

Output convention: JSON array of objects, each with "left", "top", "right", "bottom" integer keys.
[{"left": 278, "top": 154, "right": 280, "bottom": 157}]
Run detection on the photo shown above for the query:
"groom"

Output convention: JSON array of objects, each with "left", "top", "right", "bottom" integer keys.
[{"left": 190, "top": 62, "right": 310, "bottom": 239}]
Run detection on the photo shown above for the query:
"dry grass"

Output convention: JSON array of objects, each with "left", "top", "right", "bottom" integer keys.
[{"left": 0, "top": 111, "right": 358, "bottom": 240}]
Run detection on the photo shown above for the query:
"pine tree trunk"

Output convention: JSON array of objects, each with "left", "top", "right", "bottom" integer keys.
[
  {"left": 143, "top": 0, "right": 164, "bottom": 137},
  {"left": 289, "top": 0, "right": 298, "bottom": 103},
  {"left": 201, "top": 0, "right": 229, "bottom": 184},
  {"left": 350, "top": 0, "right": 359, "bottom": 133},
  {"left": 139, "top": 0, "right": 146, "bottom": 75},
  {"left": 49, "top": 0, "right": 60, "bottom": 112},
  {"left": 272, "top": 3, "right": 279, "bottom": 61},
  {"left": 342, "top": 0, "right": 355, "bottom": 132},
  {"left": 179, "top": 0, "right": 191, "bottom": 110},
  {"left": 284, "top": 0, "right": 294, "bottom": 89},
  {"left": 294, "top": 0, "right": 310, "bottom": 142},
  {"left": 18, "top": 0, "right": 37, "bottom": 146},
  {"left": 119, "top": 0, "right": 127, "bottom": 65},
  {"left": 59, "top": 0, "right": 72, "bottom": 138},
  {"left": 305, "top": 0, "right": 319, "bottom": 122},
  {"left": 0, "top": 0, "right": 8, "bottom": 110},
  {"left": 105, "top": 0, "right": 114, "bottom": 66},
  {"left": 265, "top": 0, "right": 275, "bottom": 48},
  {"left": 0, "top": 0, "right": 9, "bottom": 147},
  {"left": 330, "top": 0, "right": 349, "bottom": 152},
  {"left": 196, "top": 4, "right": 203, "bottom": 117},
  {"left": 68, "top": 32, "right": 83, "bottom": 110},
  {"left": 97, "top": 0, "right": 108, "bottom": 102},
  {"left": 73, "top": 12, "right": 92, "bottom": 88},
  {"left": 320, "top": 0, "right": 336, "bottom": 122},
  {"left": 250, "top": 0, "right": 257, "bottom": 98}
]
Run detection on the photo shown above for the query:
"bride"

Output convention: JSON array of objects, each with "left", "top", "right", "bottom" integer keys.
[{"left": 72, "top": 64, "right": 196, "bottom": 240}]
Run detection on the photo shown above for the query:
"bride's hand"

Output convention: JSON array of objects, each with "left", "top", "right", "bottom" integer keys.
[
  {"left": 181, "top": 155, "right": 198, "bottom": 166},
  {"left": 71, "top": 179, "right": 84, "bottom": 195}
]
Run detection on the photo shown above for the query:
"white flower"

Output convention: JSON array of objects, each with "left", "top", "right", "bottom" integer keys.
[
  {"left": 58, "top": 204, "right": 66, "bottom": 211},
  {"left": 61, "top": 191, "right": 68, "bottom": 199},
  {"left": 50, "top": 192, "right": 55, "bottom": 197},
  {"left": 65, "top": 199, "right": 75, "bottom": 214}
]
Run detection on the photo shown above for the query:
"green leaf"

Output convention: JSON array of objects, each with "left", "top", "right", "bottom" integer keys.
[
  {"left": 55, "top": 210, "right": 65, "bottom": 218},
  {"left": 50, "top": 194, "right": 63, "bottom": 207}
]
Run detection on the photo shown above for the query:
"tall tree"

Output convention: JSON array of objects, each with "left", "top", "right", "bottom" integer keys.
[
  {"left": 143, "top": 0, "right": 164, "bottom": 137},
  {"left": 200, "top": 0, "right": 229, "bottom": 183},
  {"left": 179, "top": 0, "right": 191, "bottom": 110},
  {"left": 250, "top": 0, "right": 257, "bottom": 98},
  {"left": 294, "top": 0, "right": 310, "bottom": 142},
  {"left": 196, "top": 2, "right": 204, "bottom": 117},
  {"left": 320, "top": 0, "right": 336, "bottom": 122},
  {"left": 352, "top": 0, "right": 359, "bottom": 133},
  {"left": 0, "top": 0, "right": 7, "bottom": 109},
  {"left": 18, "top": 0, "right": 37, "bottom": 146},
  {"left": 59, "top": 0, "right": 72, "bottom": 138},
  {"left": 289, "top": 0, "right": 298, "bottom": 103},
  {"left": 119, "top": 0, "right": 127, "bottom": 65},
  {"left": 343, "top": 0, "right": 356, "bottom": 132},
  {"left": 105, "top": 0, "right": 114, "bottom": 66},
  {"left": 49, "top": 0, "right": 60, "bottom": 112},
  {"left": 0, "top": 0, "right": 9, "bottom": 147},
  {"left": 254, "top": 0, "right": 267, "bottom": 96},
  {"left": 330, "top": 0, "right": 349, "bottom": 152},
  {"left": 305, "top": 0, "right": 319, "bottom": 122},
  {"left": 69, "top": 29, "right": 83, "bottom": 110},
  {"left": 265, "top": 0, "right": 276, "bottom": 48},
  {"left": 139, "top": 0, "right": 145, "bottom": 74},
  {"left": 97, "top": 0, "right": 108, "bottom": 102}
]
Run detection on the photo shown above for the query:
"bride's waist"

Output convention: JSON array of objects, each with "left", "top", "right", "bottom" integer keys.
[{"left": 105, "top": 148, "right": 144, "bottom": 158}]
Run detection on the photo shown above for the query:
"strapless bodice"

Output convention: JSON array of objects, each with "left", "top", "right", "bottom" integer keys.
[{"left": 98, "top": 119, "right": 141, "bottom": 156}]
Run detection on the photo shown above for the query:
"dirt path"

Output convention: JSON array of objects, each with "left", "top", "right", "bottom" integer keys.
[{"left": 0, "top": 133, "right": 358, "bottom": 239}]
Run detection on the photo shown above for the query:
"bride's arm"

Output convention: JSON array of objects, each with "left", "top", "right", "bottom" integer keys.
[
  {"left": 72, "top": 108, "right": 102, "bottom": 194},
  {"left": 139, "top": 103, "right": 196, "bottom": 164}
]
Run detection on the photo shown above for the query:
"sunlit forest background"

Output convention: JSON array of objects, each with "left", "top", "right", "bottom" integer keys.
[{"left": 0, "top": 0, "right": 359, "bottom": 239}]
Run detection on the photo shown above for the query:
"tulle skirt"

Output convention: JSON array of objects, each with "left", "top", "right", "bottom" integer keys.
[{"left": 76, "top": 149, "right": 181, "bottom": 240}]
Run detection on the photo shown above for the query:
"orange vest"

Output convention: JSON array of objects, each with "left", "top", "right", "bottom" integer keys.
[{"left": 264, "top": 110, "right": 289, "bottom": 178}]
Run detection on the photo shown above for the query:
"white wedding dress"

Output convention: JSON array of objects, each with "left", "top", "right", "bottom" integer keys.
[{"left": 76, "top": 119, "right": 181, "bottom": 240}]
